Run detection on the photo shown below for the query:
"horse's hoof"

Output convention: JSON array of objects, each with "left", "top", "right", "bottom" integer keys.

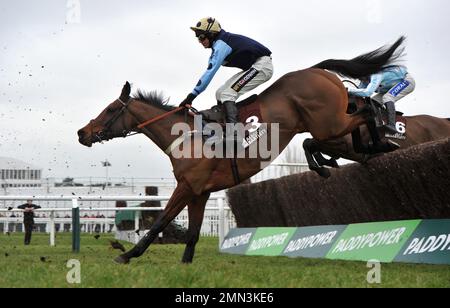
[
  {"left": 315, "top": 168, "right": 331, "bottom": 179},
  {"left": 114, "top": 255, "right": 130, "bottom": 265},
  {"left": 330, "top": 159, "right": 340, "bottom": 169}
]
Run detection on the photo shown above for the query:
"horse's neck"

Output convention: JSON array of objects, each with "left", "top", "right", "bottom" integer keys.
[{"left": 133, "top": 102, "right": 191, "bottom": 153}]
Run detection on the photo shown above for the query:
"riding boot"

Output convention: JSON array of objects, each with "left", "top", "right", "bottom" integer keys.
[
  {"left": 223, "top": 101, "right": 239, "bottom": 124},
  {"left": 223, "top": 101, "right": 240, "bottom": 144},
  {"left": 384, "top": 101, "right": 398, "bottom": 134}
]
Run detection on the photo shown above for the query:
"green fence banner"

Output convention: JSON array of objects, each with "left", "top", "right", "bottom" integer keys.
[
  {"left": 281, "top": 225, "right": 347, "bottom": 258},
  {"left": 326, "top": 220, "right": 421, "bottom": 262},
  {"left": 394, "top": 219, "right": 450, "bottom": 265},
  {"left": 246, "top": 228, "right": 296, "bottom": 256},
  {"left": 221, "top": 228, "right": 257, "bottom": 255},
  {"left": 220, "top": 219, "right": 450, "bottom": 265}
]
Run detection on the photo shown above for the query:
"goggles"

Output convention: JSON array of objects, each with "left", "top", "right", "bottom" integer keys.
[{"left": 195, "top": 31, "right": 208, "bottom": 41}]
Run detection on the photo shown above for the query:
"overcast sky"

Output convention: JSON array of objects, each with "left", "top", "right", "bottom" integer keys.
[{"left": 0, "top": 0, "right": 449, "bottom": 179}]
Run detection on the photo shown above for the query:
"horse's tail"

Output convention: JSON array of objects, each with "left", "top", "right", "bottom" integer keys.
[{"left": 312, "top": 36, "right": 406, "bottom": 79}]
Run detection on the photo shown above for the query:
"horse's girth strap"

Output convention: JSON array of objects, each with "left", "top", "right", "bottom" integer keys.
[{"left": 230, "top": 158, "right": 241, "bottom": 185}]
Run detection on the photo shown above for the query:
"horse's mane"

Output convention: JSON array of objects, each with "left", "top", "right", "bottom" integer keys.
[{"left": 132, "top": 89, "right": 177, "bottom": 112}]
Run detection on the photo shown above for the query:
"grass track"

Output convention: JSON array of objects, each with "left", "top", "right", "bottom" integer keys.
[{"left": 0, "top": 233, "right": 449, "bottom": 288}]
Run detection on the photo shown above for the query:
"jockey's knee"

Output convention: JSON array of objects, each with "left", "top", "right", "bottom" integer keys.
[
  {"left": 382, "top": 94, "right": 396, "bottom": 105},
  {"left": 216, "top": 88, "right": 239, "bottom": 103},
  {"left": 406, "top": 76, "right": 416, "bottom": 93},
  {"left": 215, "top": 87, "right": 225, "bottom": 102}
]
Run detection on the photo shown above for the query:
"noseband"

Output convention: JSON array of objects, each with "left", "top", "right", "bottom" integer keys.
[{"left": 94, "top": 97, "right": 139, "bottom": 142}]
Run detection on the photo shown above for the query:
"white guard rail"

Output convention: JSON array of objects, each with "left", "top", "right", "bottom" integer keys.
[{"left": 0, "top": 195, "right": 229, "bottom": 249}]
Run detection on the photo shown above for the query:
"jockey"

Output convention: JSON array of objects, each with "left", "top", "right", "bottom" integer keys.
[
  {"left": 179, "top": 17, "right": 273, "bottom": 128},
  {"left": 348, "top": 65, "right": 416, "bottom": 134}
]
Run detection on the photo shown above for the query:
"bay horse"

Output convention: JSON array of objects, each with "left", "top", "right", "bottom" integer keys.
[
  {"left": 303, "top": 111, "right": 450, "bottom": 178},
  {"left": 78, "top": 37, "right": 406, "bottom": 264}
]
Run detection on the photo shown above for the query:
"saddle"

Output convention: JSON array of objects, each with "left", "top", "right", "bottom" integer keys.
[{"left": 199, "top": 95, "right": 259, "bottom": 124}]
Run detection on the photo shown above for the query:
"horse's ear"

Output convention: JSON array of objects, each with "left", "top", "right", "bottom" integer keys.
[{"left": 120, "top": 81, "right": 131, "bottom": 100}]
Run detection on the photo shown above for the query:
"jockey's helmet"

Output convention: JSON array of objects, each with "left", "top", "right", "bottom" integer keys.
[{"left": 190, "top": 17, "right": 222, "bottom": 39}]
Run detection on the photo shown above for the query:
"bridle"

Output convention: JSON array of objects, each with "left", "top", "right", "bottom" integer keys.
[
  {"left": 92, "top": 97, "right": 189, "bottom": 143},
  {"left": 93, "top": 97, "right": 142, "bottom": 143}
]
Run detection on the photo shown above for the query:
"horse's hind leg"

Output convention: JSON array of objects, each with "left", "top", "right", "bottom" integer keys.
[
  {"left": 115, "top": 181, "right": 193, "bottom": 264},
  {"left": 303, "top": 139, "right": 331, "bottom": 178},
  {"left": 182, "top": 193, "right": 209, "bottom": 264}
]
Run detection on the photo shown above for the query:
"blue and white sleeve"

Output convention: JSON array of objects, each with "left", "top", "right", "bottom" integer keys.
[
  {"left": 192, "top": 40, "right": 232, "bottom": 96},
  {"left": 348, "top": 73, "right": 383, "bottom": 97}
]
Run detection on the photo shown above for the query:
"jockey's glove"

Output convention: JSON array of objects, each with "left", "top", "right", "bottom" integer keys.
[{"left": 179, "top": 93, "right": 197, "bottom": 108}]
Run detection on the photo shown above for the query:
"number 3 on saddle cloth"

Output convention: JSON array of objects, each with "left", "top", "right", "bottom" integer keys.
[{"left": 197, "top": 94, "right": 268, "bottom": 149}]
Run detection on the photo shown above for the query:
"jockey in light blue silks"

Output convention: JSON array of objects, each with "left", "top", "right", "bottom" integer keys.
[{"left": 348, "top": 65, "right": 416, "bottom": 133}]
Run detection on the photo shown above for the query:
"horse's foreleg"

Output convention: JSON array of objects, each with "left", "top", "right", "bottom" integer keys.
[
  {"left": 115, "top": 181, "right": 193, "bottom": 264},
  {"left": 181, "top": 193, "right": 209, "bottom": 264}
]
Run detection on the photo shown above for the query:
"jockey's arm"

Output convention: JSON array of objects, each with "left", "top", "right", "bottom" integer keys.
[
  {"left": 191, "top": 40, "right": 232, "bottom": 96},
  {"left": 348, "top": 73, "right": 383, "bottom": 97}
]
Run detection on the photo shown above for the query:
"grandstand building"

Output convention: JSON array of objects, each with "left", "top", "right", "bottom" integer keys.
[{"left": 0, "top": 157, "right": 43, "bottom": 189}]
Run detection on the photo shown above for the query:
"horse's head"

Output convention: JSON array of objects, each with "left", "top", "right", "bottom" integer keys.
[{"left": 78, "top": 82, "right": 137, "bottom": 147}]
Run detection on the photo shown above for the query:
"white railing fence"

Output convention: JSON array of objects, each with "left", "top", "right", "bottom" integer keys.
[{"left": 0, "top": 195, "right": 232, "bottom": 250}]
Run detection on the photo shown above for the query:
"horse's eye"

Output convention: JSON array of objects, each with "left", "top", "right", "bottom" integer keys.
[{"left": 107, "top": 107, "right": 115, "bottom": 113}]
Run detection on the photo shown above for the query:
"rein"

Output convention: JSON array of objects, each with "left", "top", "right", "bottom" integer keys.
[
  {"left": 342, "top": 79, "right": 359, "bottom": 88},
  {"left": 137, "top": 106, "right": 186, "bottom": 129}
]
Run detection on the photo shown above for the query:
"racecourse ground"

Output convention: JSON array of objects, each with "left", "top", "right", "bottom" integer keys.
[{"left": 0, "top": 233, "right": 449, "bottom": 288}]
